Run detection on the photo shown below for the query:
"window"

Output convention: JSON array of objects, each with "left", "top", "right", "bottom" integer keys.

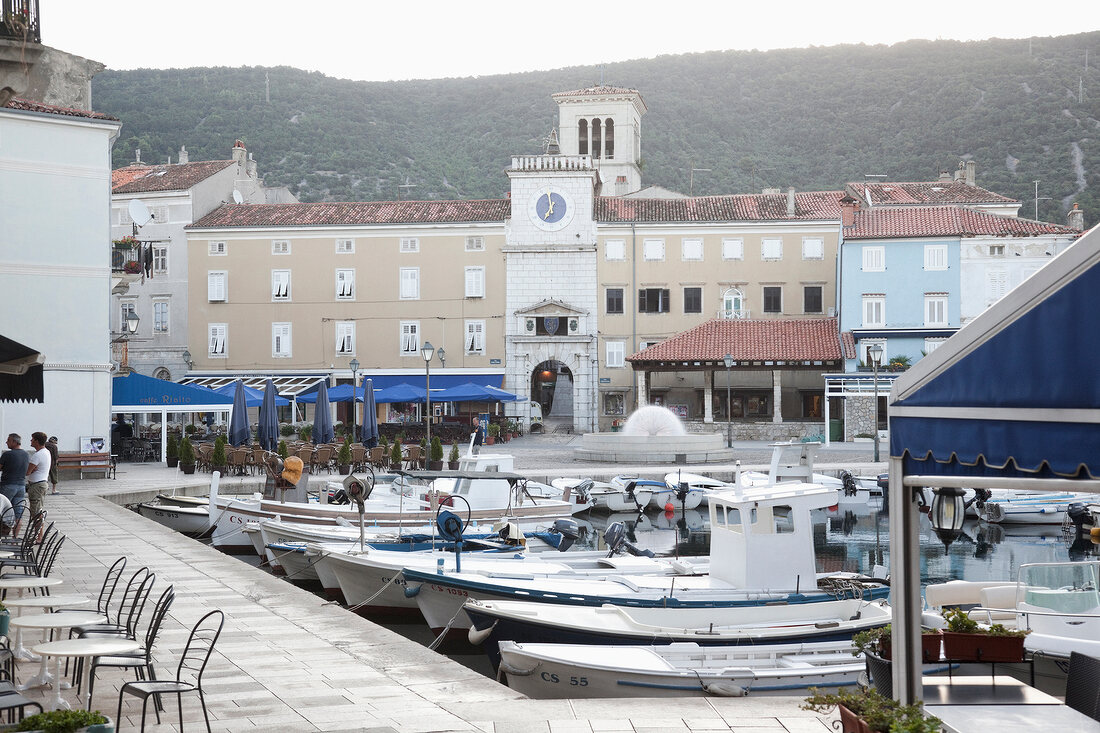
[
  {"left": 763, "top": 286, "right": 782, "bottom": 313},
  {"left": 606, "top": 287, "right": 624, "bottom": 314},
  {"left": 722, "top": 287, "right": 746, "bottom": 318},
  {"left": 120, "top": 301, "right": 136, "bottom": 330},
  {"left": 681, "top": 238, "right": 703, "bottom": 261},
  {"left": 399, "top": 267, "right": 419, "bottom": 299},
  {"left": 989, "top": 244, "right": 1005, "bottom": 257},
  {"left": 152, "top": 246, "right": 168, "bottom": 275},
  {"left": 272, "top": 323, "right": 292, "bottom": 358},
  {"left": 465, "top": 266, "right": 485, "bottom": 298},
  {"left": 862, "top": 246, "right": 885, "bottom": 271},
  {"left": 605, "top": 239, "right": 625, "bottom": 261},
  {"left": 153, "top": 300, "right": 169, "bottom": 333},
  {"left": 272, "top": 240, "right": 290, "bottom": 255},
  {"left": 987, "top": 269, "right": 1008, "bottom": 305},
  {"left": 465, "top": 320, "right": 485, "bottom": 355},
  {"left": 606, "top": 341, "right": 625, "bottom": 368},
  {"left": 400, "top": 237, "right": 419, "bottom": 253},
  {"left": 860, "top": 339, "right": 886, "bottom": 366},
  {"left": 862, "top": 295, "right": 885, "bottom": 327},
  {"left": 336, "top": 239, "right": 355, "bottom": 254},
  {"left": 335, "top": 322, "right": 355, "bottom": 355},
  {"left": 638, "top": 288, "right": 671, "bottom": 313},
  {"left": 761, "top": 238, "right": 783, "bottom": 260},
  {"left": 924, "top": 244, "right": 947, "bottom": 270},
  {"left": 465, "top": 236, "right": 485, "bottom": 251},
  {"left": 722, "top": 238, "right": 744, "bottom": 260},
  {"left": 802, "top": 237, "right": 824, "bottom": 260},
  {"left": 208, "top": 241, "right": 226, "bottom": 256},
  {"left": 207, "top": 271, "right": 226, "bottom": 302},
  {"left": 803, "top": 285, "right": 823, "bottom": 314},
  {"left": 335, "top": 268, "right": 355, "bottom": 300},
  {"left": 208, "top": 323, "right": 227, "bottom": 358},
  {"left": 643, "top": 239, "right": 664, "bottom": 261},
  {"left": 400, "top": 321, "right": 419, "bottom": 355},
  {"left": 924, "top": 338, "right": 947, "bottom": 354},
  {"left": 603, "top": 392, "right": 625, "bottom": 416},
  {"left": 683, "top": 286, "right": 702, "bottom": 314},
  {"left": 924, "top": 294, "right": 948, "bottom": 326},
  {"left": 271, "top": 269, "right": 290, "bottom": 301}
]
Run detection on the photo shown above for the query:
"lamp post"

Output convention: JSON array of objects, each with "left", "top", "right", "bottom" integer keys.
[
  {"left": 124, "top": 310, "right": 139, "bottom": 335},
  {"left": 421, "top": 341, "right": 435, "bottom": 449},
  {"left": 868, "top": 343, "right": 883, "bottom": 463},
  {"left": 349, "top": 357, "right": 360, "bottom": 441},
  {"left": 182, "top": 350, "right": 193, "bottom": 370},
  {"left": 723, "top": 354, "right": 734, "bottom": 448}
]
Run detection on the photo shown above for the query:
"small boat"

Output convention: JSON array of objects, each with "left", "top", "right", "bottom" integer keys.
[
  {"left": 135, "top": 501, "right": 211, "bottom": 537},
  {"left": 496, "top": 640, "right": 865, "bottom": 698},
  {"left": 551, "top": 477, "right": 654, "bottom": 513},
  {"left": 977, "top": 492, "right": 1096, "bottom": 524}
]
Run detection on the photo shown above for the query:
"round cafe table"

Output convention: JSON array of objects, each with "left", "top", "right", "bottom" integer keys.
[
  {"left": 34, "top": 638, "right": 140, "bottom": 711},
  {"left": 12, "top": 612, "right": 107, "bottom": 690},
  {"left": 0, "top": 576, "right": 64, "bottom": 660}
]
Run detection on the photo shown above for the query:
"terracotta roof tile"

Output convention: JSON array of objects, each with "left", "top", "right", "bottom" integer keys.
[
  {"left": 628, "top": 318, "right": 844, "bottom": 363},
  {"left": 112, "top": 160, "right": 236, "bottom": 193},
  {"left": 840, "top": 331, "right": 857, "bottom": 360},
  {"left": 3, "top": 97, "right": 117, "bottom": 121},
  {"left": 846, "top": 181, "right": 1018, "bottom": 206},
  {"left": 552, "top": 86, "right": 640, "bottom": 97},
  {"left": 845, "top": 205, "right": 1079, "bottom": 239},
  {"left": 597, "top": 191, "right": 843, "bottom": 223},
  {"left": 189, "top": 199, "right": 511, "bottom": 229}
]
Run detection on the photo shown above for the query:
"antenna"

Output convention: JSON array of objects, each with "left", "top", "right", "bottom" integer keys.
[
  {"left": 128, "top": 199, "right": 152, "bottom": 227},
  {"left": 397, "top": 176, "right": 417, "bottom": 199},
  {"left": 688, "top": 160, "right": 711, "bottom": 197},
  {"left": 1032, "top": 180, "right": 1052, "bottom": 220},
  {"left": 232, "top": 189, "right": 244, "bottom": 204}
]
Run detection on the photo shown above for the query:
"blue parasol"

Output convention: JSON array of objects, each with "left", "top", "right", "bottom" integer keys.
[
  {"left": 361, "top": 378, "right": 379, "bottom": 449},
  {"left": 257, "top": 378, "right": 281, "bottom": 451},
  {"left": 227, "top": 380, "right": 251, "bottom": 446},
  {"left": 311, "top": 380, "right": 335, "bottom": 443}
]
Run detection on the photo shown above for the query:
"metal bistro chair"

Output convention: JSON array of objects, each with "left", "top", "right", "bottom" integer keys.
[
  {"left": 70, "top": 570, "right": 156, "bottom": 685},
  {"left": 0, "top": 527, "right": 59, "bottom": 578},
  {"left": 55, "top": 556, "right": 125, "bottom": 618},
  {"left": 86, "top": 585, "right": 175, "bottom": 708},
  {"left": 1, "top": 533, "right": 64, "bottom": 583},
  {"left": 1066, "top": 651, "right": 1100, "bottom": 722},
  {"left": 0, "top": 666, "right": 43, "bottom": 723},
  {"left": 117, "top": 609, "right": 225, "bottom": 733}
]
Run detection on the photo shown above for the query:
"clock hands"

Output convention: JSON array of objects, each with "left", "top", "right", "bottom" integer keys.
[{"left": 544, "top": 190, "right": 555, "bottom": 219}]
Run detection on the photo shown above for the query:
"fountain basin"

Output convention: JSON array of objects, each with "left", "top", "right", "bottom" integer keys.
[{"left": 574, "top": 432, "right": 735, "bottom": 464}]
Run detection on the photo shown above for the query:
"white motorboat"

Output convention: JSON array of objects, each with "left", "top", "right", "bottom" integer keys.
[
  {"left": 496, "top": 640, "right": 865, "bottom": 698},
  {"left": 551, "top": 477, "right": 654, "bottom": 513},
  {"left": 135, "top": 501, "right": 211, "bottom": 537},
  {"left": 977, "top": 492, "right": 1096, "bottom": 524}
]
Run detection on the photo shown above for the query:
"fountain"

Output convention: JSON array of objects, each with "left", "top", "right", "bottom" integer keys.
[{"left": 575, "top": 405, "right": 735, "bottom": 463}]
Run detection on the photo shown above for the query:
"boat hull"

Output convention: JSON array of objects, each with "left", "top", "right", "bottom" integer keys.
[{"left": 136, "top": 503, "right": 210, "bottom": 537}]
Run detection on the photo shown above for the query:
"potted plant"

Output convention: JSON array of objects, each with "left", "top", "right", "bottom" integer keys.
[
  {"left": 802, "top": 688, "right": 939, "bottom": 733},
  {"left": 298, "top": 424, "right": 312, "bottom": 442},
  {"left": 336, "top": 437, "right": 352, "bottom": 475},
  {"left": 277, "top": 440, "right": 288, "bottom": 460},
  {"left": 165, "top": 435, "right": 179, "bottom": 468},
  {"left": 941, "top": 607, "right": 1030, "bottom": 662},
  {"left": 390, "top": 437, "right": 403, "bottom": 470},
  {"left": 12, "top": 709, "right": 113, "bottom": 732},
  {"left": 852, "top": 624, "right": 942, "bottom": 663},
  {"left": 428, "top": 437, "right": 445, "bottom": 471},
  {"left": 185, "top": 423, "right": 198, "bottom": 436},
  {"left": 122, "top": 260, "right": 142, "bottom": 274},
  {"left": 211, "top": 436, "right": 227, "bottom": 470},
  {"left": 279, "top": 423, "right": 295, "bottom": 437},
  {"left": 177, "top": 436, "right": 196, "bottom": 475},
  {"left": 448, "top": 443, "right": 461, "bottom": 470},
  {"left": 486, "top": 423, "right": 500, "bottom": 445}
]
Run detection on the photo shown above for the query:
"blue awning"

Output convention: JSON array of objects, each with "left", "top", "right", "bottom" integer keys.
[
  {"left": 112, "top": 372, "right": 233, "bottom": 410},
  {"left": 889, "top": 225, "right": 1100, "bottom": 479},
  {"left": 210, "top": 382, "right": 290, "bottom": 407},
  {"left": 432, "top": 382, "right": 520, "bottom": 402},
  {"left": 297, "top": 383, "right": 361, "bottom": 403},
  {"left": 359, "top": 374, "right": 504, "bottom": 391}
]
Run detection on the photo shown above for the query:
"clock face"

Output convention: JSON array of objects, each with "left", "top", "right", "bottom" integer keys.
[{"left": 530, "top": 187, "right": 574, "bottom": 231}]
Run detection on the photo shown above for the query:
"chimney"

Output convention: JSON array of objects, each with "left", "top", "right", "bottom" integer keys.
[
  {"left": 965, "top": 160, "right": 976, "bottom": 187},
  {"left": 786, "top": 187, "right": 796, "bottom": 216},
  {"left": 247, "top": 152, "right": 258, "bottom": 179},
  {"left": 231, "top": 139, "right": 247, "bottom": 165},
  {"left": 938, "top": 170, "right": 951, "bottom": 182},
  {"left": 177, "top": 145, "right": 189, "bottom": 164},
  {"left": 1068, "top": 202, "right": 1085, "bottom": 231},
  {"left": 953, "top": 161, "right": 965, "bottom": 182},
  {"left": 840, "top": 194, "right": 858, "bottom": 227},
  {"left": 135, "top": 148, "right": 141, "bottom": 165}
]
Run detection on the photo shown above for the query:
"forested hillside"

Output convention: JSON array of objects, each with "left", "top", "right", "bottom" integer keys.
[{"left": 93, "top": 32, "right": 1100, "bottom": 223}]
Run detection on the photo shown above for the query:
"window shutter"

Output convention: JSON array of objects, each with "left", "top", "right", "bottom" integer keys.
[{"left": 661, "top": 289, "right": 670, "bottom": 312}]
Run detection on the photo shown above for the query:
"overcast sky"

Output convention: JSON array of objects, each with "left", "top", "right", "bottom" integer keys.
[{"left": 47, "top": 0, "right": 1098, "bottom": 83}]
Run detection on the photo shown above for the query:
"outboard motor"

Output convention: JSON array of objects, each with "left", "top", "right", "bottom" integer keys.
[
  {"left": 437, "top": 508, "right": 466, "bottom": 572},
  {"left": 603, "top": 521, "right": 655, "bottom": 559},
  {"left": 549, "top": 518, "right": 580, "bottom": 552},
  {"left": 1068, "top": 502, "right": 1091, "bottom": 532},
  {"left": 675, "top": 481, "right": 692, "bottom": 505},
  {"left": 970, "top": 488, "right": 992, "bottom": 510},
  {"left": 328, "top": 488, "right": 351, "bottom": 505},
  {"left": 840, "top": 470, "right": 858, "bottom": 497}
]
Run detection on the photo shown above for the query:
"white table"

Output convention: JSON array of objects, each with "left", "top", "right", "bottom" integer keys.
[
  {"left": 928, "top": 703, "right": 1100, "bottom": 732},
  {"left": 33, "top": 638, "right": 140, "bottom": 711},
  {"left": 13, "top": 612, "right": 108, "bottom": 690},
  {"left": 5, "top": 594, "right": 91, "bottom": 611},
  {"left": 0, "top": 576, "right": 64, "bottom": 660}
]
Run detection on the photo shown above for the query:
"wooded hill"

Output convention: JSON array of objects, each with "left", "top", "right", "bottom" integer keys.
[{"left": 92, "top": 31, "right": 1100, "bottom": 224}]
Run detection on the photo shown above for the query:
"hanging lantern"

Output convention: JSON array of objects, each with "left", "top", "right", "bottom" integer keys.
[{"left": 929, "top": 486, "right": 966, "bottom": 548}]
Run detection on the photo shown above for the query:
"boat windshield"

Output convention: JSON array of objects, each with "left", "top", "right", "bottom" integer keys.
[{"left": 1018, "top": 561, "right": 1100, "bottom": 614}]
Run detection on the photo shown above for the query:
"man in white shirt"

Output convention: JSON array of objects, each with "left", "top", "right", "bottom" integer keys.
[
  {"left": 26, "top": 431, "right": 50, "bottom": 529},
  {"left": 0, "top": 491, "right": 13, "bottom": 536}
]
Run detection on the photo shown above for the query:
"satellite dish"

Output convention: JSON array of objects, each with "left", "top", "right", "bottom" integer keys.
[
  {"left": 232, "top": 189, "right": 244, "bottom": 204},
  {"left": 128, "top": 199, "right": 152, "bottom": 227}
]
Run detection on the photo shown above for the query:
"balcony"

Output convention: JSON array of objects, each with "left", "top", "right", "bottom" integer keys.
[
  {"left": 1, "top": 0, "right": 40, "bottom": 43},
  {"left": 111, "top": 240, "right": 143, "bottom": 294},
  {"left": 0, "top": 0, "right": 43, "bottom": 106},
  {"left": 717, "top": 308, "right": 751, "bottom": 320}
]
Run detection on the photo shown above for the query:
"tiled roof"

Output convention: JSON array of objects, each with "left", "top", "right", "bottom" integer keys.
[
  {"left": 189, "top": 199, "right": 512, "bottom": 229},
  {"left": 3, "top": 97, "right": 117, "bottom": 121},
  {"left": 845, "top": 206, "right": 1079, "bottom": 240},
  {"left": 597, "top": 191, "right": 843, "bottom": 222},
  {"left": 840, "top": 331, "right": 857, "bottom": 360},
  {"left": 552, "top": 86, "right": 640, "bottom": 97},
  {"left": 846, "top": 181, "right": 1018, "bottom": 206},
  {"left": 628, "top": 318, "right": 844, "bottom": 363},
  {"left": 112, "top": 160, "right": 236, "bottom": 193}
]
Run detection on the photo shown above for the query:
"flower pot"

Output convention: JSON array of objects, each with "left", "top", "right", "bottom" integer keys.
[
  {"left": 180, "top": 463, "right": 196, "bottom": 475},
  {"left": 878, "top": 631, "right": 941, "bottom": 662},
  {"left": 428, "top": 460, "right": 444, "bottom": 471},
  {"left": 338, "top": 464, "right": 351, "bottom": 475},
  {"left": 838, "top": 705, "right": 873, "bottom": 733},
  {"left": 447, "top": 460, "right": 460, "bottom": 470},
  {"left": 942, "top": 632, "right": 1025, "bottom": 662},
  {"left": 0, "top": 610, "right": 9, "bottom": 637},
  {"left": 166, "top": 456, "right": 179, "bottom": 468},
  {"left": 485, "top": 437, "right": 495, "bottom": 445}
]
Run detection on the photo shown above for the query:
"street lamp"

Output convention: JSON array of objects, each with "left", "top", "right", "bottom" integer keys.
[
  {"left": 723, "top": 354, "right": 734, "bottom": 448},
  {"left": 124, "top": 310, "right": 140, "bottom": 334},
  {"left": 929, "top": 486, "right": 967, "bottom": 548},
  {"left": 868, "top": 343, "right": 883, "bottom": 463},
  {"left": 421, "top": 341, "right": 435, "bottom": 449},
  {"left": 182, "top": 350, "right": 193, "bottom": 370},
  {"left": 349, "top": 357, "right": 360, "bottom": 441},
  {"left": 437, "top": 347, "right": 445, "bottom": 368}
]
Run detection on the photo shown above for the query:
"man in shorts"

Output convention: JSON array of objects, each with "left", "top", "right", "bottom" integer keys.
[
  {"left": 0, "top": 433, "right": 28, "bottom": 533},
  {"left": 46, "top": 436, "right": 59, "bottom": 494},
  {"left": 26, "top": 431, "right": 51, "bottom": 529}
]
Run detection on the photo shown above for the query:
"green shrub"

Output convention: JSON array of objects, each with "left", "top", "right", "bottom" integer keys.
[
  {"left": 430, "top": 436, "right": 444, "bottom": 462},
  {"left": 448, "top": 443, "right": 460, "bottom": 462},
  {"left": 178, "top": 436, "right": 195, "bottom": 465},
  {"left": 802, "top": 688, "right": 939, "bottom": 733},
  {"left": 277, "top": 440, "right": 288, "bottom": 459},
  {"left": 184, "top": 423, "right": 198, "bottom": 435},
  {"left": 211, "top": 436, "right": 226, "bottom": 467},
  {"left": 390, "top": 437, "right": 403, "bottom": 467},
  {"left": 337, "top": 437, "right": 352, "bottom": 466},
  {"left": 279, "top": 423, "right": 295, "bottom": 437},
  {"left": 166, "top": 435, "right": 178, "bottom": 459},
  {"left": 15, "top": 709, "right": 109, "bottom": 732},
  {"left": 299, "top": 424, "right": 312, "bottom": 442}
]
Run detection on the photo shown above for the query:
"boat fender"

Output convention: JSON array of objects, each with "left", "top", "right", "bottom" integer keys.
[
  {"left": 1091, "top": 527, "right": 1100, "bottom": 542},
  {"left": 403, "top": 584, "right": 421, "bottom": 598},
  {"left": 497, "top": 659, "right": 537, "bottom": 677},
  {"left": 702, "top": 682, "right": 748, "bottom": 697},
  {"left": 467, "top": 620, "right": 498, "bottom": 646}
]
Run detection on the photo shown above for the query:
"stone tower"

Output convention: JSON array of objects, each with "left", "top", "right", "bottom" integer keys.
[{"left": 552, "top": 86, "right": 647, "bottom": 196}]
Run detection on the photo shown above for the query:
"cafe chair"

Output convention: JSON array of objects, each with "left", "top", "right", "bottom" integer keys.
[
  {"left": 86, "top": 586, "right": 175, "bottom": 709},
  {"left": 116, "top": 609, "right": 225, "bottom": 733},
  {"left": 1065, "top": 651, "right": 1100, "bottom": 722},
  {"left": 0, "top": 667, "right": 43, "bottom": 723},
  {"left": 864, "top": 650, "right": 892, "bottom": 698}
]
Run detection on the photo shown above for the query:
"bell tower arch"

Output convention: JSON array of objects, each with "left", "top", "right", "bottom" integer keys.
[{"left": 552, "top": 86, "right": 646, "bottom": 196}]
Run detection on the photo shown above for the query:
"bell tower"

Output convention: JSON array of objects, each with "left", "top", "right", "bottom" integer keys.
[{"left": 552, "top": 86, "right": 646, "bottom": 196}]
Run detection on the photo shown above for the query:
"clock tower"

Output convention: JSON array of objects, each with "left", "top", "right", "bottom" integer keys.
[{"left": 552, "top": 86, "right": 646, "bottom": 196}]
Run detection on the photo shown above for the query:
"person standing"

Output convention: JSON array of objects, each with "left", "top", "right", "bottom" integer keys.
[
  {"left": 0, "top": 433, "right": 28, "bottom": 533},
  {"left": 26, "top": 431, "right": 51, "bottom": 527},
  {"left": 45, "top": 436, "right": 59, "bottom": 495}
]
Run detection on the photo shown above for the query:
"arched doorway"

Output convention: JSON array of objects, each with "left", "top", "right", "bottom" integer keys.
[{"left": 531, "top": 360, "right": 573, "bottom": 423}]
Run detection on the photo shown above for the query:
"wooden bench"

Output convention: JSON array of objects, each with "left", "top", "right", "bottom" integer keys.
[{"left": 56, "top": 451, "right": 115, "bottom": 480}]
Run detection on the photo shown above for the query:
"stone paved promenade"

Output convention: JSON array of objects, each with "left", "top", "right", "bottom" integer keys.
[{"left": 20, "top": 436, "right": 879, "bottom": 731}]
